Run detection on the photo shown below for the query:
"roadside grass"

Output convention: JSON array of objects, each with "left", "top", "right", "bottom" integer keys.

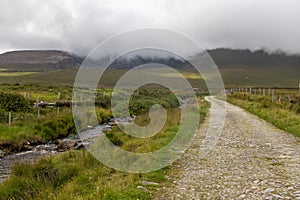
[
  {"left": 0, "top": 97, "right": 210, "bottom": 199},
  {"left": 227, "top": 94, "right": 300, "bottom": 137}
]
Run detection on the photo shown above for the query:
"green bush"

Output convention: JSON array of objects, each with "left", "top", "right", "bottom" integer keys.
[
  {"left": 0, "top": 108, "right": 8, "bottom": 122},
  {"left": 0, "top": 92, "right": 31, "bottom": 112},
  {"left": 129, "top": 88, "right": 179, "bottom": 115}
]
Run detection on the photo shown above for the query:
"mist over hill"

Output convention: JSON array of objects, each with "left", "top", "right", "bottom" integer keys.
[
  {"left": 0, "top": 50, "right": 82, "bottom": 71},
  {"left": 0, "top": 48, "right": 299, "bottom": 87},
  {"left": 0, "top": 48, "right": 299, "bottom": 71},
  {"left": 208, "top": 48, "right": 300, "bottom": 68}
]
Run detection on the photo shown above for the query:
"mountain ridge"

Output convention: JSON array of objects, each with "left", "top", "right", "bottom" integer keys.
[{"left": 0, "top": 48, "right": 299, "bottom": 71}]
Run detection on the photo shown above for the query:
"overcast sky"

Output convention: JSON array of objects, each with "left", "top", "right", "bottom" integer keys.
[{"left": 1, "top": 0, "right": 300, "bottom": 56}]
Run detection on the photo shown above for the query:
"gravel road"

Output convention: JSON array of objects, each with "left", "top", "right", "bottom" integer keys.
[{"left": 154, "top": 97, "right": 300, "bottom": 199}]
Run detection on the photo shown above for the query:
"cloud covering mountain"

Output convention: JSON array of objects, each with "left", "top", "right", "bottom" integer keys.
[{"left": 1, "top": 0, "right": 300, "bottom": 56}]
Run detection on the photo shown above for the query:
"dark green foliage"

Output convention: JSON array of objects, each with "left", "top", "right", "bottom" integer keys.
[
  {"left": 129, "top": 88, "right": 179, "bottom": 115},
  {"left": 95, "top": 92, "right": 111, "bottom": 108},
  {"left": 0, "top": 108, "right": 9, "bottom": 122},
  {"left": 0, "top": 92, "right": 31, "bottom": 112},
  {"left": 105, "top": 131, "right": 123, "bottom": 146},
  {"left": 36, "top": 114, "right": 76, "bottom": 141}
]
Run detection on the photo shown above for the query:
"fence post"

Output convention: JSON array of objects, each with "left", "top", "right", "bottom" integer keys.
[
  {"left": 263, "top": 88, "right": 265, "bottom": 96},
  {"left": 272, "top": 89, "right": 275, "bottom": 102},
  {"left": 8, "top": 112, "right": 11, "bottom": 126},
  {"left": 36, "top": 98, "right": 40, "bottom": 119}
]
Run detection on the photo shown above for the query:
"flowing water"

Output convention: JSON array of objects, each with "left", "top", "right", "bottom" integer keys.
[{"left": 0, "top": 122, "right": 114, "bottom": 183}]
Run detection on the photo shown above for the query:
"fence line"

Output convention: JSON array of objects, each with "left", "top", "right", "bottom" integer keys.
[{"left": 225, "top": 87, "right": 299, "bottom": 104}]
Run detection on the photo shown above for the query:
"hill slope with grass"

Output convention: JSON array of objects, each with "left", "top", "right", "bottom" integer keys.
[
  {"left": 0, "top": 50, "right": 81, "bottom": 71},
  {"left": 0, "top": 48, "right": 299, "bottom": 87}
]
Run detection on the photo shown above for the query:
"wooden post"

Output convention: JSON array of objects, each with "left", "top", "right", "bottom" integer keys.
[
  {"left": 57, "top": 92, "right": 61, "bottom": 101},
  {"left": 36, "top": 98, "right": 39, "bottom": 108},
  {"left": 36, "top": 98, "right": 40, "bottom": 118},
  {"left": 8, "top": 112, "right": 11, "bottom": 126},
  {"left": 57, "top": 107, "right": 60, "bottom": 116},
  {"left": 250, "top": 88, "right": 252, "bottom": 95},
  {"left": 288, "top": 95, "right": 291, "bottom": 102},
  {"left": 268, "top": 88, "right": 271, "bottom": 96},
  {"left": 263, "top": 88, "right": 265, "bottom": 96},
  {"left": 272, "top": 89, "right": 275, "bottom": 102}
]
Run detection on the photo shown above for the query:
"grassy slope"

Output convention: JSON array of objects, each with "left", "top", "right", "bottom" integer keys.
[
  {"left": 219, "top": 65, "right": 300, "bottom": 88},
  {"left": 0, "top": 65, "right": 299, "bottom": 88},
  {"left": 227, "top": 95, "right": 300, "bottom": 137},
  {"left": 0, "top": 99, "right": 210, "bottom": 199}
]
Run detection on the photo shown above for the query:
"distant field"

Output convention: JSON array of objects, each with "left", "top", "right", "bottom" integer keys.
[
  {"left": 0, "top": 68, "right": 208, "bottom": 89},
  {"left": 0, "top": 68, "right": 77, "bottom": 86},
  {"left": 0, "top": 71, "right": 38, "bottom": 77},
  {"left": 0, "top": 68, "right": 38, "bottom": 77},
  {"left": 219, "top": 65, "right": 300, "bottom": 88},
  {"left": 0, "top": 64, "right": 298, "bottom": 88}
]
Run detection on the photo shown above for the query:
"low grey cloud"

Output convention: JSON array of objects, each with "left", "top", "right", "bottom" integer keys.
[{"left": 0, "top": 0, "right": 299, "bottom": 56}]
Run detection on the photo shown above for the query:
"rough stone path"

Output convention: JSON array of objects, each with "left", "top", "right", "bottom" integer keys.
[{"left": 154, "top": 97, "right": 300, "bottom": 199}]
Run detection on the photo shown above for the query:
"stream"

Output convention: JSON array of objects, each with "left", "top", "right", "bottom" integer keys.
[
  {"left": 0, "top": 120, "right": 117, "bottom": 183},
  {"left": 0, "top": 99, "right": 187, "bottom": 183}
]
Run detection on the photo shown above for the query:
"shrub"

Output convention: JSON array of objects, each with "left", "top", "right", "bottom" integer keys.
[{"left": 0, "top": 92, "right": 31, "bottom": 112}]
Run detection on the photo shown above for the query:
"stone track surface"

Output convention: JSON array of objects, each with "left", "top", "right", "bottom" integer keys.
[{"left": 154, "top": 97, "right": 300, "bottom": 200}]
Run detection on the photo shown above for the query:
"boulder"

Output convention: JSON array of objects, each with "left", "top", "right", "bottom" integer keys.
[
  {"left": 0, "top": 150, "right": 5, "bottom": 158},
  {"left": 56, "top": 139, "right": 77, "bottom": 152},
  {"left": 23, "top": 145, "right": 34, "bottom": 151},
  {"left": 75, "top": 143, "right": 87, "bottom": 150}
]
